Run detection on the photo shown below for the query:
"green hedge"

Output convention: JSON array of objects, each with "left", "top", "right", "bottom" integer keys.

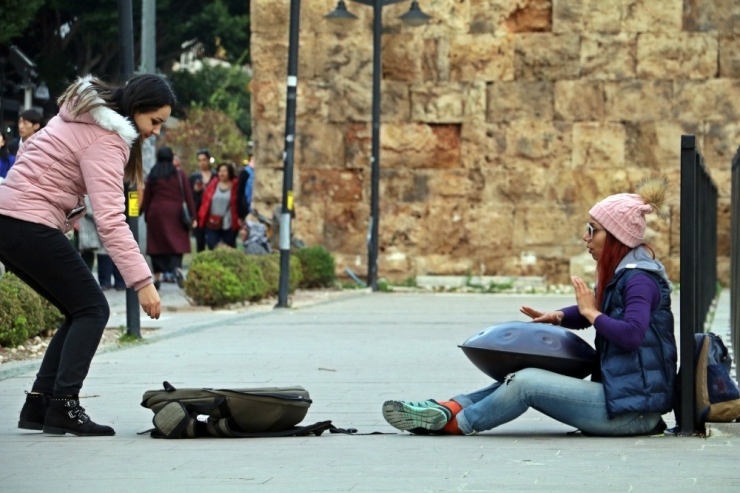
[
  {"left": 250, "top": 254, "right": 303, "bottom": 296},
  {"left": 0, "top": 273, "right": 64, "bottom": 348},
  {"left": 294, "top": 245, "right": 336, "bottom": 288},
  {"left": 185, "top": 247, "right": 268, "bottom": 306}
]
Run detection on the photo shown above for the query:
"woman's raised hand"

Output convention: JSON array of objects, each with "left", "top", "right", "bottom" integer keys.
[{"left": 520, "top": 306, "right": 564, "bottom": 325}]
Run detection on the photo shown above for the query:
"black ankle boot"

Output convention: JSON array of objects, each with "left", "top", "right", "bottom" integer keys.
[
  {"left": 18, "top": 392, "right": 49, "bottom": 431},
  {"left": 43, "top": 397, "right": 115, "bottom": 437}
]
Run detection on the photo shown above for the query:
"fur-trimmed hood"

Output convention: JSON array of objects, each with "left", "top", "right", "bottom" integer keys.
[{"left": 59, "top": 75, "right": 139, "bottom": 147}]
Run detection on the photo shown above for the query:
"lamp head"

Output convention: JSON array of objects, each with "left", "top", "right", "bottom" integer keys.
[
  {"left": 325, "top": 0, "right": 359, "bottom": 25},
  {"left": 399, "top": 0, "right": 431, "bottom": 27}
]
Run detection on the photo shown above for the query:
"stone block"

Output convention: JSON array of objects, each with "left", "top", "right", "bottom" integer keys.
[
  {"left": 504, "top": 120, "right": 573, "bottom": 169},
  {"left": 487, "top": 81, "right": 554, "bottom": 122},
  {"left": 719, "top": 36, "right": 740, "bottom": 78},
  {"left": 251, "top": 0, "right": 290, "bottom": 35},
  {"left": 469, "top": 0, "right": 552, "bottom": 34},
  {"left": 683, "top": 0, "right": 740, "bottom": 33},
  {"left": 623, "top": 121, "right": 702, "bottom": 173},
  {"left": 328, "top": 79, "right": 410, "bottom": 123},
  {"left": 464, "top": 204, "right": 517, "bottom": 252},
  {"left": 300, "top": 169, "right": 363, "bottom": 203},
  {"left": 323, "top": 201, "right": 370, "bottom": 253},
  {"left": 515, "top": 33, "right": 580, "bottom": 81},
  {"left": 460, "top": 123, "right": 508, "bottom": 170},
  {"left": 581, "top": 34, "right": 637, "bottom": 80},
  {"left": 479, "top": 166, "right": 559, "bottom": 206},
  {"left": 572, "top": 122, "right": 627, "bottom": 170},
  {"left": 346, "top": 123, "right": 462, "bottom": 170},
  {"left": 554, "top": 80, "right": 605, "bottom": 121},
  {"left": 513, "top": 205, "right": 573, "bottom": 248},
  {"left": 604, "top": 80, "right": 672, "bottom": 122},
  {"left": 621, "top": 0, "right": 682, "bottom": 32},
  {"left": 673, "top": 79, "right": 740, "bottom": 122},
  {"left": 382, "top": 34, "right": 424, "bottom": 82},
  {"left": 449, "top": 34, "right": 514, "bottom": 82},
  {"left": 252, "top": 121, "right": 285, "bottom": 169},
  {"left": 410, "top": 82, "right": 486, "bottom": 122},
  {"left": 422, "top": 38, "right": 450, "bottom": 81},
  {"left": 291, "top": 197, "right": 326, "bottom": 248},
  {"left": 251, "top": 167, "right": 285, "bottom": 203},
  {"left": 637, "top": 33, "right": 718, "bottom": 80},
  {"left": 314, "top": 33, "right": 373, "bottom": 82},
  {"left": 250, "top": 32, "right": 315, "bottom": 82},
  {"left": 294, "top": 122, "right": 346, "bottom": 169},
  {"left": 553, "top": 0, "right": 621, "bottom": 33}
]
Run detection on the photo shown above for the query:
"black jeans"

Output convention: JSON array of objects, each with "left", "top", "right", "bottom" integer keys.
[{"left": 0, "top": 215, "right": 110, "bottom": 396}]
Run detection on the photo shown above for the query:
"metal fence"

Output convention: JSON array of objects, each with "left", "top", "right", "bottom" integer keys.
[
  {"left": 679, "top": 134, "right": 718, "bottom": 435},
  {"left": 732, "top": 148, "right": 740, "bottom": 369}
]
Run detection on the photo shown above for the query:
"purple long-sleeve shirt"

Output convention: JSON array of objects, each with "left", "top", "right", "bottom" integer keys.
[{"left": 560, "top": 273, "right": 660, "bottom": 351}]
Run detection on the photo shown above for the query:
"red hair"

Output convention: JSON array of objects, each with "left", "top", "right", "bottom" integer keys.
[{"left": 595, "top": 232, "right": 654, "bottom": 307}]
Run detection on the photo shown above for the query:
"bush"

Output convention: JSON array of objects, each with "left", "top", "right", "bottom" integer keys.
[
  {"left": 186, "top": 247, "right": 268, "bottom": 306},
  {"left": 0, "top": 273, "right": 63, "bottom": 347},
  {"left": 294, "top": 246, "right": 336, "bottom": 288},
  {"left": 250, "top": 254, "right": 303, "bottom": 295}
]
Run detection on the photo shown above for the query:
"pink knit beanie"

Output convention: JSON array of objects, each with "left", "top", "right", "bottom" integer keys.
[{"left": 588, "top": 178, "right": 668, "bottom": 248}]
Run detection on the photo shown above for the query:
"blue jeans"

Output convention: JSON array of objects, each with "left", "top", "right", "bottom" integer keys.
[
  {"left": 453, "top": 368, "right": 662, "bottom": 436},
  {"left": 97, "top": 254, "right": 125, "bottom": 289}
]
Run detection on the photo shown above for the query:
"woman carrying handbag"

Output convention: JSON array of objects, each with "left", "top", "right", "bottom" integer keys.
[{"left": 142, "top": 146, "right": 196, "bottom": 289}]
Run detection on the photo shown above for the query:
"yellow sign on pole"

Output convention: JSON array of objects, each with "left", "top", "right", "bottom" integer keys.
[
  {"left": 128, "top": 191, "right": 139, "bottom": 217},
  {"left": 287, "top": 191, "right": 294, "bottom": 211}
]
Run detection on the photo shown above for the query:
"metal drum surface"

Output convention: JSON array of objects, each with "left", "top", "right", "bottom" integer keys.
[{"left": 459, "top": 321, "right": 597, "bottom": 382}]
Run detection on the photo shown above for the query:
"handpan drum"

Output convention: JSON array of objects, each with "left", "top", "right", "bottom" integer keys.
[{"left": 459, "top": 321, "right": 597, "bottom": 382}]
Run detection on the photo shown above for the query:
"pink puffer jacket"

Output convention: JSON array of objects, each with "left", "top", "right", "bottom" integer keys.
[{"left": 0, "top": 79, "right": 152, "bottom": 290}]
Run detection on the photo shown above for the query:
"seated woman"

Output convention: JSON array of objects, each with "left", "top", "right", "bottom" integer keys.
[{"left": 382, "top": 178, "right": 677, "bottom": 436}]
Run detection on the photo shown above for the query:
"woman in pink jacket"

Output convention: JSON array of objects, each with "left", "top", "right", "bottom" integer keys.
[{"left": 0, "top": 75, "right": 175, "bottom": 437}]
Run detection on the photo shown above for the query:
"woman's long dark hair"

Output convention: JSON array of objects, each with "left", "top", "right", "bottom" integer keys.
[
  {"left": 58, "top": 75, "right": 176, "bottom": 187},
  {"left": 148, "top": 146, "right": 176, "bottom": 181},
  {"left": 595, "top": 233, "right": 655, "bottom": 308}
]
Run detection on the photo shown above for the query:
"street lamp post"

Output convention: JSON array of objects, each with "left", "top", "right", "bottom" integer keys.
[{"left": 326, "top": 0, "right": 430, "bottom": 291}]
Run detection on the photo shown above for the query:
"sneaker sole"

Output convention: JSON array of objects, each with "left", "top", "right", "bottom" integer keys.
[
  {"left": 43, "top": 425, "right": 115, "bottom": 437},
  {"left": 18, "top": 420, "right": 43, "bottom": 431},
  {"left": 382, "top": 400, "right": 448, "bottom": 432}
]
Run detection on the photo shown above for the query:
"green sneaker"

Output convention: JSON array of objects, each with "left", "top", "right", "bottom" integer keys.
[{"left": 382, "top": 399, "right": 452, "bottom": 434}]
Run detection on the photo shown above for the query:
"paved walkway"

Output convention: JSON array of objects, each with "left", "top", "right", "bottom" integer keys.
[{"left": 0, "top": 290, "right": 737, "bottom": 492}]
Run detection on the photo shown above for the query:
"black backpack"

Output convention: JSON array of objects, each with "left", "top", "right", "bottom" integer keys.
[{"left": 140, "top": 381, "right": 355, "bottom": 438}]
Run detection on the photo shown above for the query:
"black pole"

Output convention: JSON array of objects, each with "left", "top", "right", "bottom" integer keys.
[
  {"left": 679, "top": 134, "right": 697, "bottom": 435},
  {"left": 276, "top": 0, "right": 301, "bottom": 308},
  {"left": 119, "top": 0, "right": 140, "bottom": 337},
  {"left": 366, "top": 0, "right": 382, "bottom": 291}
]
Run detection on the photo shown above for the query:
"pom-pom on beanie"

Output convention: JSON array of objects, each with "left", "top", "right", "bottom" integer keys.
[{"left": 589, "top": 177, "right": 668, "bottom": 248}]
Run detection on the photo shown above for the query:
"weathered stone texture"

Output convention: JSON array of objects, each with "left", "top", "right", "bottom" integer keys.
[
  {"left": 621, "top": 0, "right": 683, "bottom": 32},
  {"left": 328, "top": 79, "right": 410, "bottom": 123},
  {"left": 580, "top": 34, "right": 636, "bottom": 80},
  {"left": 572, "top": 123, "right": 627, "bottom": 170},
  {"left": 487, "top": 81, "right": 554, "bottom": 122},
  {"left": 673, "top": 79, "right": 740, "bottom": 122},
  {"left": 637, "top": 33, "right": 718, "bottom": 80},
  {"left": 410, "top": 82, "right": 486, "bottom": 122},
  {"left": 604, "top": 80, "right": 673, "bottom": 122},
  {"left": 449, "top": 35, "right": 514, "bottom": 82},
  {"left": 683, "top": 0, "right": 740, "bottom": 33},
  {"left": 251, "top": 0, "right": 736, "bottom": 284},
  {"left": 553, "top": 0, "right": 621, "bottom": 33},
  {"left": 515, "top": 34, "right": 580, "bottom": 80},
  {"left": 719, "top": 36, "right": 740, "bottom": 78},
  {"left": 554, "top": 80, "right": 604, "bottom": 121}
]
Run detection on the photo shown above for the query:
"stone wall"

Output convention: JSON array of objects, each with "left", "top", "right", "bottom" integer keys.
[{"left": 250, "top": 0, "right": 740, "bottom": 285}]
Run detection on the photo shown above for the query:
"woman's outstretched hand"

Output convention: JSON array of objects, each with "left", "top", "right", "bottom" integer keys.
[
  {"left": 571, "top": 275, "right": 600, "bottom": 323},
  {"left": 138, "top": 283, "right": 161, "bottom": 319},
  {"left": 520, "top": 306, "right": 564, "bottom": 325}
]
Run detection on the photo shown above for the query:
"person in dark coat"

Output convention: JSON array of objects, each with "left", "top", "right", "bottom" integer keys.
[
  {"left": 189, "top": 148, "right": 216, "bottom": 252},
  {"left": 382, "top": 178, "right": 677, "bottom": 437},
  {"left": 142, "top": 146, "right": 196, "bottom": 289}
]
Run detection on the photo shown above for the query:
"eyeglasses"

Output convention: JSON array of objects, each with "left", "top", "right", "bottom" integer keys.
[{"left": 586, "top": 223, "right": 603, "bottom": 240}]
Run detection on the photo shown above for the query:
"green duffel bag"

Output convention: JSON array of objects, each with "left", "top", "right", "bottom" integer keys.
[{"left": 140, "top": 381, "right": 344, "bottom": 438}]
